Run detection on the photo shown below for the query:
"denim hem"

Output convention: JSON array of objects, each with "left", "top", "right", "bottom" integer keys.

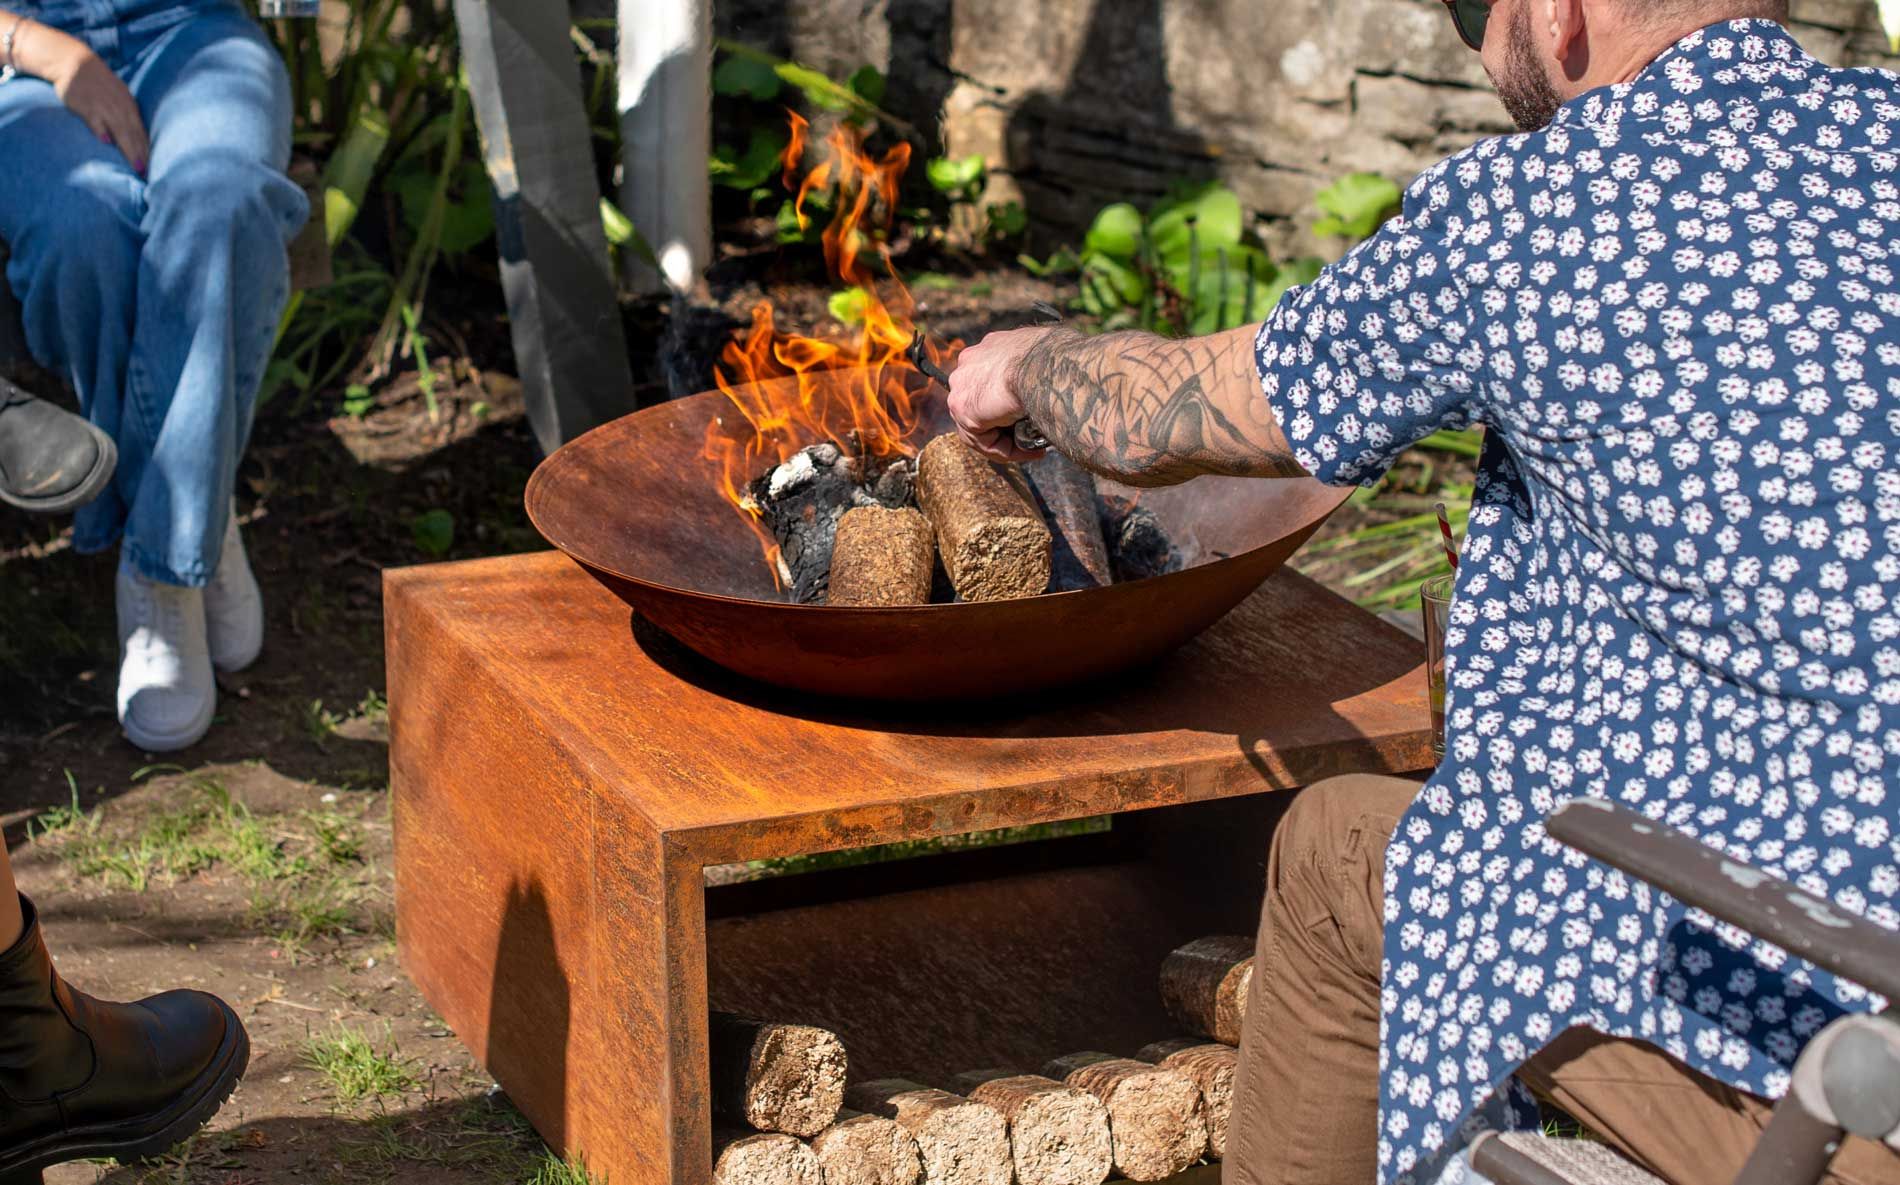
[{"left": 118, "top": 538, "right": 210, "bottom": 589}]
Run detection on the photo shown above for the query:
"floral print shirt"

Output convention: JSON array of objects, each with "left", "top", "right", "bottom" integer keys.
[{"left": 1256, "top": 19, "right": 1900, "bottom": 1182}]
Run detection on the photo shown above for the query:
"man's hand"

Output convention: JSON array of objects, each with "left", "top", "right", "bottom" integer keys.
[
  {"left": 946, "top": 325, "right": 1057, "bottom": 464},
  {"left": 12, "top": 21, "right": 149, "bottom": 174}
]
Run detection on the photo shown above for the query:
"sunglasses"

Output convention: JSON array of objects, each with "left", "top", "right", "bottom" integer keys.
[{"left": 1442, "top": 0, "right": 1490, "bottom": 51}]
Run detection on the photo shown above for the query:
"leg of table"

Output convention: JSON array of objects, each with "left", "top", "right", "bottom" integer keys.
[{"left": 576, "top": 806, "right": 711, "bottom": 1184}]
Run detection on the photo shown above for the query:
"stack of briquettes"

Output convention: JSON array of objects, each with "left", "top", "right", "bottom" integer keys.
[{"left": 709, "top": 934, "right": 1254, "bottom": 1184}]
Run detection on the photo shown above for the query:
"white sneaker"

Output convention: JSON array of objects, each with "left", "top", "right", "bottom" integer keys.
[
  {"left": 205, "top": 504, "right": 263, "bottom": 673},
  {"left": 116, "top": 564, "right": 216, "bottom": 752}
]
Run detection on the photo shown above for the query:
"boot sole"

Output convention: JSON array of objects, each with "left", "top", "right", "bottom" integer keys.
[
  {"left": 0, "top": 426, "right": 117, "bottom": 516},
  {"left": 0, "top": 997, "right": 249, "bottom": 1178},
  {"left": 120, "top": 681, "right": 217, "bottom": 753}
]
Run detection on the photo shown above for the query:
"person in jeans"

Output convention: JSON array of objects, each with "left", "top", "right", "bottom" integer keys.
[
  {"left": 949, "top": 2, "right": 1900, "bottom": 1182},
  {"left": 0, "top": 0, "right": 307, "bottom": 750}
]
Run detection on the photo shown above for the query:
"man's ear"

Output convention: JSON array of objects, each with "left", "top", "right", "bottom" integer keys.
[{"left": 1548, "top": 0, "right": 1590, "bottom": 77}]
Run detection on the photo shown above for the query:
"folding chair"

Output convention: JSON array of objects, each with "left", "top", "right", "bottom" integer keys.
[{"left": 1471, "top": 798, "right": 1900, "bottom": 1185}]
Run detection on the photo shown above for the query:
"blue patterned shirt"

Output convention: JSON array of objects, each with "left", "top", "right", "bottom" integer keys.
[{"left": 1256, "top": 20, "right": 1900, "bottom": 1182}]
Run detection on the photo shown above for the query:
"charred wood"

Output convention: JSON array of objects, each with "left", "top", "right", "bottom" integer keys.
[{"left": 1023, "top": 452, "right": 1112, "bottom": 591}]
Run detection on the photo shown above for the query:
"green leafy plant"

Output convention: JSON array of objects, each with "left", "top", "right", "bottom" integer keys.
[
  {"left": 303, "top": 1024, "right": 419, "bottom": 1104},
  {"left": 828, "top": 287, "right": 871, "bottom": 326},
  {"left": 1311, "top": 173, "right": 1403, "bottom": 239},
  {"left": 709, "top": 41, "right": 895, "bottom": 200},
  {"left": 924, "top": 153, "right": 1026, "bottom": 248},
  {"left": 410, "top": 509, "right": 455, "bottom": 558}
]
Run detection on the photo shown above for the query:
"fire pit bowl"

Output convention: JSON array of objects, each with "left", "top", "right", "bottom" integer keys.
[{"left": 524, "top": 377, "right": 1352, "bottom": 702}]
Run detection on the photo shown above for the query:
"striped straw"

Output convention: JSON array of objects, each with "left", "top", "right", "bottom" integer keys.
[{"left": 1435, "top": 502, "right": 1459, "bottom": 572}]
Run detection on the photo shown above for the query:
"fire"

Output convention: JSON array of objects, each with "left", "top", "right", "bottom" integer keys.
[{"left": 703, "top": 112, "right": 958, "bottom": 576}]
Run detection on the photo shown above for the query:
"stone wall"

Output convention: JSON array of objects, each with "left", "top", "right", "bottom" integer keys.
[{"left": 716, "top": 0, "right": 1900, "bottom": 257}]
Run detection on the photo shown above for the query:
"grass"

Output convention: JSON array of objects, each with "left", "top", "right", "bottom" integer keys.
[
  {"left": 527, "top": 1153, "right": 601, "bottom": 1185},
  {"left": 303, "top": 1023, "right": 420, "bottom": 1104},
  {"left": 45, "top": 776, "right": 315, "bottom": 892},
  {"left": 740, "top": 815, "right": 1112, "bottom": 880}
]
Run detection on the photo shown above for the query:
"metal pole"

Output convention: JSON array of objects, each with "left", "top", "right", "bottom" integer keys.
[{"left": 618, "top": 0, "right": 712, "bottom": 295}]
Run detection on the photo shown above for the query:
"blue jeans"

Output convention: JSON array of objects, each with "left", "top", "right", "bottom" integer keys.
[{"left": 0, "top": 0, "right": 306, "bottom": 586}]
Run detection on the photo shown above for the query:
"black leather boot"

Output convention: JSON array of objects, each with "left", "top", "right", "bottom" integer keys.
[
  {"left": 0, "top": 380, "right": 116, "bottom": 515},
  {"left": 0, "top": 896, "right": 248, "bottom": 1179}
]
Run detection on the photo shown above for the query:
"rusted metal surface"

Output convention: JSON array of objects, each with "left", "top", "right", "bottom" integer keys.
[
  {"left": 523, "top": 378, "right": 1353, "bottom": 700},
  {"left": 385, "top": 551, "right": 1429, "bottom": 1184},
  {"left": 1547, "top": 799, "right": 1900, "bottom": 1006}
]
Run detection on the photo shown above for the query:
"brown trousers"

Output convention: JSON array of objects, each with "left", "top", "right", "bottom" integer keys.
[{"left": 1223, "top": 773, "right": 1900, "bottom": 1185}]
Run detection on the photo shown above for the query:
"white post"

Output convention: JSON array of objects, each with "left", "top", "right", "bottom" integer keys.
[{"left": 618, "top": 0, "right": 713, "bottom": 296}]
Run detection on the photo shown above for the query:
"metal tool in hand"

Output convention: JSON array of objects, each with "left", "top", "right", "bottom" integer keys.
[{"left": 907, "top": 302, "right": 1066, "bottom": 454}]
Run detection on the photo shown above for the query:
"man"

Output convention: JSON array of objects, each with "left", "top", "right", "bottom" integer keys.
[{"left": 949, "top": 2, "right": 1900, "bottom": 1182}]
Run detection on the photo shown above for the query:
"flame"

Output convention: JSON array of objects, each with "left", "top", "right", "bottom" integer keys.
[{"left": 702, "top": 114, "right": 958, "bottom": 578}]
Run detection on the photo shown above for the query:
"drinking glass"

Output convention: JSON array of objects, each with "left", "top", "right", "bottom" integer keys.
[{"left": 1421, "top": 573, "right": 1453, "bottom": 761}]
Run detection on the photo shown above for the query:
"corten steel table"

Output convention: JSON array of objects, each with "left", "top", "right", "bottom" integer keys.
[{"left": 387, "top": 550, "right": 1434, "bottom": 1184}]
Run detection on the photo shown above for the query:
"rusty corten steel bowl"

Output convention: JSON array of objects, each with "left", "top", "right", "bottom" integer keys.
[{"left": 524, "top": 377, "right": 1352, "bottom": 701}]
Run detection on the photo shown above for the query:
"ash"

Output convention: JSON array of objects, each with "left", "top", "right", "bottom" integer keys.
[{"left": 744, "top": 440, "right": 918, "bottom": 603}]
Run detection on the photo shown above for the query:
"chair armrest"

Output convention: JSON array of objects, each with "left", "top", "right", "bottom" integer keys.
[{"left": 1548, "top": 799, "right": 1900, "bottom": 1005}]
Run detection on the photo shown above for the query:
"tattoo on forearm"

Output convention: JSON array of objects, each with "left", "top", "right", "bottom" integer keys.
[{"left": 1010, "top": 327, "right": 1305, "bottom": 486}]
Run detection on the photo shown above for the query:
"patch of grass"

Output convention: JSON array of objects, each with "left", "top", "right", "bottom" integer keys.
[
  {"left": 302, "top": 698, "right": 345, "bottom": 747},
  {"left": 307, "top": 808, "right": 364, "bottom": 864},
  {"left": 29, "top": 773, "right": 99, "bottom": 841},
  {"left": 53, "top": 776, "right": 316, "bottom": 891},
  {"left": 356, "top": 688, "right": 389, "bottom": 722},
  {"left": 527, "top": 1152, "right": 601, "bottom": 1185},
  {"left": 303, "top": 1023, "right": 419, "bottom": 1104}
]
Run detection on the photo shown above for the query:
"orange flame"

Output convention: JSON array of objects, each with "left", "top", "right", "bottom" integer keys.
[{"left": 703, "top": 114, "right": 958, "bottom": 578}]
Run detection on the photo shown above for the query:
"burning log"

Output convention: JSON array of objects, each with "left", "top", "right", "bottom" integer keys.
[
  {"left": 844, "top": 1078, "right": 1012, "bottom": 1185},
  {"left": 713, "top": 1127, "right": 824, "bottom": 1185},
  {"left": 915, "top": 435, "right": 1052, "bottom": 602},
  {"left": 1135, "top": 1040, "right": 1238, "bottom": 1160},
  {"left": 1098, "top": 493, "right": 1182, "bottom": 582},
  {"left": 1041, "top": 1053, "right": 1207, "bottom": 1182},
  {"left": 1023, "top": 452, "right": 1111, "bottom": 591},
  {"left": 709, "top": 1012, "right": 848, "bottom": 1137},
  {"left": 954, "top": 1070, "right": 1113, "bottom": 1185},
  {"left": 811, "top": 1109, "right": 924, "bottom": 1185},
  {"left": 1159, "top": 936, "right": 1255, "bottom": 1047},
  {"left": 745, "top": 442, "right": 881, "bottom": 603},
  {"left": 827, "top": 506, "right": 936, "bottom": 607}
]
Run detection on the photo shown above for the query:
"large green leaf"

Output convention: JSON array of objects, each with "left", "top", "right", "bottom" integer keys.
[
  {"left": 1253, "top": 256, "right": 1324, "bottom": 315},
  {"left": 1176, "top": 246, "right": 1277, "bottom": 335},
  {"left": 711, "top": 124, "right": 790, "bottom": 190},
  {"left": 925, "top": 154, "right": 986, "bottom": 196},
  {"left": 1078, "top": 253, "right": 1146, "bottom": 316},
  {"left": 1083, "top": 202, "right": 1143, "bottom": 260},
  {"left": 392, "top": 158, "right": 492, "bottom": 255},
  {"left": 828, "top": 287, "right": 871, "bottom": 325},
  {"left": 846, "top": 65, "right": 886, "bottom": 106},
  {"left": 713, "top": 53, "right": 781, "bottom": 100},
  {"left": 1311, "top": 173, "right": 1402, "bottom": 239},
  {"left": 1148, "top": 183, "right": 1243, "bottom": 262}
]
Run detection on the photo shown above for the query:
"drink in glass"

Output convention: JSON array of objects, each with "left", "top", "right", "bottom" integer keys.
[{"left": 1421, "top": 573, "right": 1453, "bottom": 761}]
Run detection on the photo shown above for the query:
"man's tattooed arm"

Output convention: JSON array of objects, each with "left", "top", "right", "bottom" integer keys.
[{"left": 1008, "top": 322, "right": 1307, "bottom": 487}]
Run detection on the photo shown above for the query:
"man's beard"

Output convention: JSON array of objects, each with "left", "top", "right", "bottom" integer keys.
[{"left": 1490, "top": 0, "right": 1565, "bottom": 131}]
